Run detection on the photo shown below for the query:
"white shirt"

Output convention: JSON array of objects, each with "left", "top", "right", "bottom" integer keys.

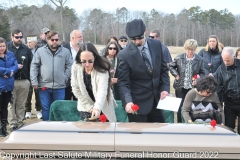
[{"left": 70, "top": 42, "right": 78, "bottom": 63}]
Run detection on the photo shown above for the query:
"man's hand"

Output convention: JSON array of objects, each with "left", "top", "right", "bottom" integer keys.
[
  {"left": 175, "top": 75, "right": 180, "bottom": 80},
  {"left": 18, "top": 64, "right": 23, "bottom": 69},
  {"left": 111, "top": 78, "right": 118, "bottom": 84},
  {"left": 125, "top": 102, "right": 134, "bottom": 113},
  {"left": 160, "top": 91, "right": 169, "bottom": 100}
]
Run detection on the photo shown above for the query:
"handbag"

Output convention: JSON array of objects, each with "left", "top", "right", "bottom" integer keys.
[{"left": 212, "top": 110, "right": 222, "bottom": 124}]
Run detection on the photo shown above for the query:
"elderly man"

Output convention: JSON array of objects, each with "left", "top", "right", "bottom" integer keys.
[
  {"left": 118, "top": 36, "right": 128, "bottom": 50},
  {"left": 117, "top": 19, "right": 170, "bottom": 122},
  {"left": 63, "top": 29, "right": 83, "bottom": 100},
  {"left": 37, "top": 27, "right": 50, "bottom": 48},
  {"left": 25, "top": 36, "right": 42, "bottom": 119},
  {"left": 216, "top": 47, "right": 240, "bottom": 134},
  {"left": 8, "top": 29, "right": 32, "bottom": 131},
  {"left": 30, "top": 31, "right": 72, "bottom": 121},
  {"left": 149, "top": 29, "right": 172, "bottom": 66}
]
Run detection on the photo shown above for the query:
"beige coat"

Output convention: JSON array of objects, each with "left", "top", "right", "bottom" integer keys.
[{"left": 71, "top": 62, "right": 116, "bottom": 122}]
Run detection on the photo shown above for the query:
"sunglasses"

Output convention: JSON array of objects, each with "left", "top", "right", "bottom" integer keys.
[
  {"left": 14, "top": 36, "right": 23, "bottom": 39},
  {"left": 149, "top": 36, "right": 155, "bottom": 39},
  {"left": 80, "top": 60, "right": 94, "bottom": 64},
  {"left": 129, "top": 35, "right": 144, "bottom": 40},
  {"left": 120, "top": 40, "right": 127, "bottom": 42},
  {"left": 108, "top": 47, "right": 117, "bottom": 50},
  {"left": 51, "top": 39, "right": 59, "bottom": 42}
]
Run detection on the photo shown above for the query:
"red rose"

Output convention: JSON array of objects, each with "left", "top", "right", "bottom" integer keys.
[
  {"left": 131, "top": 104, "right": 139, "bottom": 114},
  {"left": 99, "top": 114, "right": 107, "bottom": 122},
  {"left": 193, "top": 75, "right": 197, "bottom": 80},
  {"left": 42, "top": 87, "right": 47, "bottom": 91},
  {"left": 210, "top": 120, "right": 217, "bottom": 128}
]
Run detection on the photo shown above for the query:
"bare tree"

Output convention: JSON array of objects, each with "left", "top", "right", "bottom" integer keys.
[{"left": 50, "top": 0, "right": 67, "bottom": 41}]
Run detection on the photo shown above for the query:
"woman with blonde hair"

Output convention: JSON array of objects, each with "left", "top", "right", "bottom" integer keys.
[
  {"left": 198, "top": 35, "right": 223, "bottom": 76},
  {"left": 71, "top": 42, "right": 116, "bottom": 122},
  {"left": 169, "top": 39, "right": 205, "bottom": 123}
]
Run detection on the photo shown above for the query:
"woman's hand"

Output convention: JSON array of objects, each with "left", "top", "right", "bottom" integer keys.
[
  {"left": 188, "top": 120, "right": 193, "bottom": 123},
  {"left": 91, "top": 108, "right": 100, "bottom": 118}
]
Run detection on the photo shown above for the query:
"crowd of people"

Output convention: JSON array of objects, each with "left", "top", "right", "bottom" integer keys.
[{"left": 1, "top": 18, "right": 240, "bottom": 137}]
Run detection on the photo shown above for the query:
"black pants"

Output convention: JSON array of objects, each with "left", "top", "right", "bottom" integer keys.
[
  {"left": 25, "top": 86, "right": 42, "bottom": 112},
  {"left": 175, "top": 88, "right": 191, "bottom": 123},
  {"left": 0, "top": 91, "right": 12, "bottom": 122},
  {"left": 127, "top": 99, "right": 165, "bottom": 123},
  {"left": 224, "top": 97, "right": 240, "bottom": 134},
  {"left": 65, "top": 84, "right": 77, "bottom": 101}
]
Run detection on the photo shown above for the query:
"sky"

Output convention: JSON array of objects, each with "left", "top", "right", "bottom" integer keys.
[{"left": 64, "top": 0, "right": 240, "bottom": 15}]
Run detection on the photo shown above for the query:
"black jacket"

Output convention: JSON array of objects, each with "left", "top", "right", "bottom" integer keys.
[
  {"left": 8, "top": 42, "right": 32, "bottom": 80},
  {"left": 198, "top": 48, "right": 223, "bottom": 75},
  {"left": 117, "top": 39, "right": 170, "bottom": 114},
  {"left": 169, "top": 53, "right": 206, "bottom": 90},
  {"left": 216, "top": 59, "right": 240, "bottom": 102}
]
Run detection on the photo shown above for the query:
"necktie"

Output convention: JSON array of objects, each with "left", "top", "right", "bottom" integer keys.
[{"left": 141, "top": 47, "right": 152, "bottom": 73}]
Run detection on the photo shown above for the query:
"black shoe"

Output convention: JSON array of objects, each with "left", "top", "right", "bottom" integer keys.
[{"left": 10, "top": 125, "right": 18, "bottom": 132}]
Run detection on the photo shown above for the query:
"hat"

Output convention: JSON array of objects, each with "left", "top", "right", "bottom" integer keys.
[
  {"left": 27, "top": 36, "right": 37, "bottom": 42},
  {"left": 126, "top": 19, "right": 146, "bottom": 38},
  {"left": 119, "top": 36, "right": 128, "bottom": 40},
  {"left": 41, "top": 27, "right": 50, "bottom": 34}
]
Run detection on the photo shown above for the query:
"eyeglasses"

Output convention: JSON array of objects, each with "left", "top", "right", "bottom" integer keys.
[
  {"left": 129, "top": 35, "right": 144, "bottom": 40},
  {"left": 206, "top": 91, "right": 212, "bottom": 94},
  {"left": 149, "top": 36, "right": 155, "bottom": 39},
  {"left": 45, "top": 31, "right": 50, "bottom": 35},
  {"left": 80, "top": 60, "right": 94, "bottom": 64},
  {"left": 108, "top": 47, "right": 117, "bottom": 50},
  {"left": 51, "top": 39, "right": 59, "bottom": 42},
  {"left": 120, "top": 40, "right": 127, "bottom": 42},
  {"left": 14, "top": 36, "right": 23, "bottom": 39}
]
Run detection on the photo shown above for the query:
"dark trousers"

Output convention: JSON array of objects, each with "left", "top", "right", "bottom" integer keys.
[
  {"left": 127, "top": 99, "right": 165, "bottom": 123},
  {"left": 175, "top": 88, "right": 191, "bottom": 123},
  {"left": 224, "top": 97, "right": 240, "bottom": 134},
  {"left": 0, "top": 91, "right": 12, "bottom": 125},
  {"left": 25, "top": 86, "right": 42, "bottom": 112},
  {"left": 65, "top": 84, "right": 77, "bottom": 101}
]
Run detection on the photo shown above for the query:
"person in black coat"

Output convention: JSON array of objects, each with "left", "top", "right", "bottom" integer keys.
[{"left": 117, "top": 19, "right": 170, "bottom": 122}]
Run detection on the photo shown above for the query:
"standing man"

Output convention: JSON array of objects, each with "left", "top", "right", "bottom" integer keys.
[
  {"left": 25, "top": 36, "right": 42, "bottom": 119},
  {"left": 8, "top": 29, "right": 32, "bottom": 131},
  {"left": 118, "top": 36, "right": 128, "bottom": 50},
  {"left": 63, "top": 29, "right": 83, "bottom": 100},
  {"left": 216, "top": 47, "right": 240, "bottom": 134},
  {"left": 30, "top": 31, "right": 72, "bottom": 121},
  {"left": 117, "top": 19, "right": 170, "bottom": 122},
  {"left": 36, "top": 27, "right": 50, "bottom": 48},
  {"left": 149, "top": 29, "right": 172, "bottom": 66}
]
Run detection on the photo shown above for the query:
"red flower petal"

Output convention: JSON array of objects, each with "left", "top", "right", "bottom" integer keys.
[{"left": 193, "top": 75, "right": 197, "bottom": 79}]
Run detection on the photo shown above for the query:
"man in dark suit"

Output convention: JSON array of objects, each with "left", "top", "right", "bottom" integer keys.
[
  {"left": 63, "top": 29, "right": 83, "bottom": 100},
  {"left": 117, "top": 19, "right": 170, "bottom": 122}
]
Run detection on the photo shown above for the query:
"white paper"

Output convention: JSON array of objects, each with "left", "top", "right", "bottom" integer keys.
[{"left": 157, "top": 96, "right": 182, "bottom": 112}]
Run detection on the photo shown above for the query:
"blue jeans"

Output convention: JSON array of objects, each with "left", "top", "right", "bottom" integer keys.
[{"left": 39, "top": 88, "right": 65, "bottom": 121}]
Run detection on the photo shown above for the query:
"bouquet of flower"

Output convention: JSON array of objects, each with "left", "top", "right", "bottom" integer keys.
[
  {"left": 20, "top": 56, "right": 26, "bottom": 79},
  {"left": 110, "top": 69, "right": 115, "bottom": 78},
  {"left": 208, "top": 63, "right": 212, "bottom": 73}
]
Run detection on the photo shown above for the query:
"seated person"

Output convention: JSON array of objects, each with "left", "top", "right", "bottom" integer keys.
[{"left": 182, "top": 76, "right": 224, "bottom": 124}]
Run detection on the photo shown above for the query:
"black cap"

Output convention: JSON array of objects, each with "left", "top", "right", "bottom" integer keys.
[
  {"left": 126, "top": 19, "right": 146, "bottom": 38},
  {"left": 119, "top": 36, "right": 128, "bottom": 40}
]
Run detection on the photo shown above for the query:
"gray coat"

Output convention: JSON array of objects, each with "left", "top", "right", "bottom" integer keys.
[
  {"left": 30, "top": 45, "right": 73, "bottom": 89},
  {"left": 169, "top": 53, "right": 206, "bottom": 90}
]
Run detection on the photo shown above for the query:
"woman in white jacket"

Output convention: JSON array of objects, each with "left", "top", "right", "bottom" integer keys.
[{"left": 71, "top": 43, "right": 116, "bottom": 122}]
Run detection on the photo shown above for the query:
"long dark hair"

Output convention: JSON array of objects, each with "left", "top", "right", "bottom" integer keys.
[
  {"left": 103, "top": 41, "right": 120, "bottom": 58},
  {"left": 75, "top": 42, "right": 111, "bottom": 100}
]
